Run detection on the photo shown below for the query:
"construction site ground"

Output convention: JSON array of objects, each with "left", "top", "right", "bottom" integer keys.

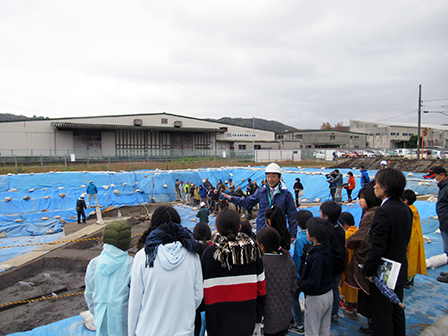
[{"left": 0, "top": 158, "right": 446, "bottom": 335}]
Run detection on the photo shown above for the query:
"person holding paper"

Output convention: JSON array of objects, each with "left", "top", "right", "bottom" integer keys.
[{"left": 363, "top": 168, "right": 412, "bottom": 336}]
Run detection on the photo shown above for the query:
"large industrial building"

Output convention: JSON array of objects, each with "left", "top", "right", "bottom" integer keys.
[
  {"left": 0, "top": 113, "right": 276, "bottom": 158},
  {"left": 350, "top": 119, "right": 448, "bottom": 149},
  {"left": 275, "top": 129, "right": 368, "bottom": 149}
]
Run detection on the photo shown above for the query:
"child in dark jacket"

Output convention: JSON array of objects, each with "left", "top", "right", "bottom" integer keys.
[
  {"left": 291, "top": 210, "right": 313, "bottom": 334},
  {"left": 298, "top": 217, "right": 333, "bottom": 336},
  {"left": 320, "top": 201, "right": 346, "bottom": 321},
  {"left": 257, "top": 227, "right": 296, "bottom": 336}
]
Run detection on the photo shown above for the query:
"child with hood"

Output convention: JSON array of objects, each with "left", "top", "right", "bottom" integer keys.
[
  {"left": 129, "top": 206, "right": 203, "bottom": 336},
  {"left": 84, "top": 219, "right": 133, "bottom": 336}
]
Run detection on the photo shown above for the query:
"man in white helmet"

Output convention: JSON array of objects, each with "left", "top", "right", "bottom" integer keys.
[{"left": 223, "top": 163, "right": 297, "bottom": 241}]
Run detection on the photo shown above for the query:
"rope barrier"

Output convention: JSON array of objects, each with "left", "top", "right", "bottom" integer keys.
[
  {"left": 0, "top": 291, "right": 85, "bottom": 308},
  {"left": 0, "top": 233, "right": 143, "bottom": 249}
]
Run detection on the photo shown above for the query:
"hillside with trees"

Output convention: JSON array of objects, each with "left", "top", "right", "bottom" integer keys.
[{"left": 0, "top": 113, "right": 49, "bottom": 121}]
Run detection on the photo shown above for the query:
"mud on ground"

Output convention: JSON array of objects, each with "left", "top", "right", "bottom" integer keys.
[{"left": 0, "top": 203, "right": 170, "bottom": 335}]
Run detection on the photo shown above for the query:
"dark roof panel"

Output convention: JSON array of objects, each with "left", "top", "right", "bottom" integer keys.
[{"left": 51, "top": 122, "right": 222, "bottom": 133}]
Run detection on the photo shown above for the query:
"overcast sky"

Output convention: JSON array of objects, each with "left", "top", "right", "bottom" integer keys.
[{"left": 1, "top": 0, "right": 447, "bottom": 129}]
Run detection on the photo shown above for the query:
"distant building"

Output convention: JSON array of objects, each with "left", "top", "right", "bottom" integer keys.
[
  {"left": 0, "top": 112, "right": 275, "bottom": 158},
  {"left": 275, "top": 129, "right": 367, "bottom": 149},
  {"left": 350, "top": 119, "right": 448, "bottom": 149}
]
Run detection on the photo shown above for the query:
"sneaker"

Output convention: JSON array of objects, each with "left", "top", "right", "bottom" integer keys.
[
  {"left": 404, "top": 278, "right": 414, "bottom": 289},
  {"left": 289, "top": 325, "right": 305, "bottom": 335},
  {"left": 339, "top": 301, "right": 354, "bottom": 314},
  {"left": 437, "top": 273, "right": 448, "bottom": 283},
  {"left": 440, "top": 271, "right": 448, "bottom": 277}
]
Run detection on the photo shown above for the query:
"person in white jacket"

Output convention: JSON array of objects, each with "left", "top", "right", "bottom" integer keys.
[
  {"left": 128, "top": 206, "right": 204, "bottom": 336},
  {"left": 84, "top": 219, "right": 133, "bottom": 336}
]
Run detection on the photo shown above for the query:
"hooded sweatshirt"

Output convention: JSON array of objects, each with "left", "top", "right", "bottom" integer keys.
[
  {"left": 128, "top": 242, "right": 203, "bottom": 336},
  {"left": 85, "top": 243, "right": 133, "bottom": 336}
]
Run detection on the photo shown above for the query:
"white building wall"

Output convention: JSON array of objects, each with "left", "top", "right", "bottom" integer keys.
[
  {"left": 0, "top": 113, "right": 275, "bottom": 156},
  {"left": 350, "top": 119, "right": 448, "bottom": 149},
  {"left": 102, "top": 132, "right": 116, "bottom": 155}
]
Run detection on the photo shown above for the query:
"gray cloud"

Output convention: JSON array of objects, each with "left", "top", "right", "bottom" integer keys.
[{"left": 0, "top": 0, "right": 447, "bottom": 128}]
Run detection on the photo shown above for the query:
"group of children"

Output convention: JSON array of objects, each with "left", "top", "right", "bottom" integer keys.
[{"left": 84, "top": 169, "right": 427, "bottom": 336}]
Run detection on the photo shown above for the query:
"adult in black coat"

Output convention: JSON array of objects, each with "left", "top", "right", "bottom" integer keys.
[
  {"left": 76, "top": 195, "right": 87, "bottom": 224},
  {"left": 363, "top": 168, "right": 412, "bottom": 336}
]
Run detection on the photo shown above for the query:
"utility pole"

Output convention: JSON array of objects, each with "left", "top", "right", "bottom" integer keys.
[
  {"left": 417, "top": 84, "right": 422, "bottom": 158},
  {"left": 252, "top": 117, "right": 255, "bottom": 160}
]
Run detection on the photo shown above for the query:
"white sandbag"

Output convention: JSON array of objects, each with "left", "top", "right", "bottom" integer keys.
[{"left": 426, "top": 254, "right": 448, "bottom": 269}]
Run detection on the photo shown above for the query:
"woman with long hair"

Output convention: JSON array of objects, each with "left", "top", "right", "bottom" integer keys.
[
  {"left": 128, "top": 206, "right": 204, "bottom": 336},
  {"left": 264, "top": 204, "right": 292, "bottom": 250},
  {"left": 345, "top": 184, "right": 381, "bottom": 334}
]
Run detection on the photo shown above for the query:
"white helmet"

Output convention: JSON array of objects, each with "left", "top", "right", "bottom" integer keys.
[{"left": 265, "top": 163, "right": 282, "bottom": 175}]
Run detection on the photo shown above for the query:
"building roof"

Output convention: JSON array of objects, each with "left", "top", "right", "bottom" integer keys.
[
  {"left": 51, "top": 122, "right": 222, "bottom": 133},
  {"left": 277, "top": 129, "right": 367, "bottom": 135},
  {"left": 1, "top": 112, "right": 271, "bottom": 133}
]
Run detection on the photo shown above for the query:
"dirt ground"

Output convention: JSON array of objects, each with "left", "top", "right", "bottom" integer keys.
[{"left": 0, "top": 203, "right": 165, "bottom": 335}]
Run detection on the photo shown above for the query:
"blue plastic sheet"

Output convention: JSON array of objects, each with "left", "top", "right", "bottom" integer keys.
[
  {"left": 3, "top": 167, "right": 448, "bottom": 336},
  {"left": 0, "top": 232, "right": 65, "bottom": 264},
  {"left": 7, "top": 315, "right": 95, "bottom": 336}
]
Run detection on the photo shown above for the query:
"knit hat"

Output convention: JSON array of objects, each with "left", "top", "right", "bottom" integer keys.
[{"left": 102, "top": 220, "right": 132, "bottom": 251}]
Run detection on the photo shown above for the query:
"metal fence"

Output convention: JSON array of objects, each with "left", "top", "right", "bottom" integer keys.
[{"left": 0, "top": 148, "right": 325, "bottom": 174}]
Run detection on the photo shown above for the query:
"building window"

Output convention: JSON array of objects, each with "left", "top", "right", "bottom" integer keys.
[
  {"left": 161, "top": 118, "right": 168, "bottom": 124},
  {"left": 375, "top": 133, "right": 380, "bottom": 136},
  {"left": 330, "top": 135, "right": 335, "bottom": 140},
  {"left": 354, "top": 136, "right": 359, "bottom": 140},
  {"left": 239, "top": 144, "right": 246, "bottom": 150},
  {"left": 294, "top": 134, "right": 303, "bottom": 139},
  {"left": 277, "top": 135, "right": 284, "bottom": 140},
  {"left": 254, "top": 145, "right": 261, "bottom": 150},
  {"left": 369, "top": 133, "right": 374, "bottom": 136},
  {"left": 402, "top": 133, "right": 408, "bottom": 136}
]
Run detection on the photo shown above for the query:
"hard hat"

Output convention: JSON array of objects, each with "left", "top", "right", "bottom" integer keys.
[
  {"left": 265, "top": 163, "right": 282, "bottom": 174},
  {"left": 380, "top": 160, "right": 387, "bottom": 165}
]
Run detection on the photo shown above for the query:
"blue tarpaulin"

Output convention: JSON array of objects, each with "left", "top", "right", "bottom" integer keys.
[{"left": 2, "top": 166, "right": 447, "bottom": 335}]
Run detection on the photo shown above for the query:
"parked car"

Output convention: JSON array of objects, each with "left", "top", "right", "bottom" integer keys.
[
  {"left": 313, "top": 150, "right": 326, "bottom": 160},
  {"left": 394, "top": 148, "right": 407, "bottom": 157},
  {"left": 379, "top": 149, "right": 395, "bottom": 157},
  {"left": 347, "top": 151, "right": 359, "bottom": 158},
  {"left": 404, "top": 150, "right": 418, "bottom": 159},
  {"left": 432, "top": 150, "right": 443, "bottom": 160},
  {"left": 335, "top": 150, "right": 347, "bottom": 159},
  {"left": 362, "top": 150, "right": 376, "bottom": 158}
]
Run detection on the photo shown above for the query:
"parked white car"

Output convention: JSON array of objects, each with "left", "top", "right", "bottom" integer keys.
[
  {"left": 432, "top": 150, "right": 446, "bottom": 160},
  {"left": 313, "top": 150, "right": 326, "bottom": 160},
  {"left": 404, "top": 150, "right": 418, "bottom": 159},
  {"left": 362, "top": 150, "right": 376, "bottom": 158}
]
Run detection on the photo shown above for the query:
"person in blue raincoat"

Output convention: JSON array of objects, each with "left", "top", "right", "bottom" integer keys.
[
  {"left": 84, "top": 220, "right": 133, "bottom": 336},
  {"left": 223, "top": 163, "right": 297, "bottom": 240},
  {"left": 86, "top": 180, "right": 99, "bottom": 208}
]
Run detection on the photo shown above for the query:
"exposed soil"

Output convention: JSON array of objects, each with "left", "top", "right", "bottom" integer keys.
[{"left": 0, "top": 203, "right": 166, "bottom": 335}]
